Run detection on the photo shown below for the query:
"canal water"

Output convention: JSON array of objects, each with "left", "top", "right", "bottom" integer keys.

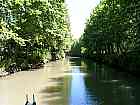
[{"left": 0, "top": 57, "right": 139, "bottom": 105}]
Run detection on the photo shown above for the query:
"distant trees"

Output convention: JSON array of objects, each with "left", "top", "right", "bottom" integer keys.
[
  {"left": 0, "top": 0, "right": 72, "bottom": 71},
  {"left": 80, "top": 0, "right": 140, "bottom": 72},
  {"left": 70, "top": 39, "right": 81, "bottom": 57}
]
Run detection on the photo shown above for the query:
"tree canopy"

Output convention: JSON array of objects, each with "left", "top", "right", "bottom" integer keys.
[
  {"left": 80, "top": 0, "right": 140, "bottom": 72},
  {"left": 0, "top": 0, "right": 72, "bottom": 71}
]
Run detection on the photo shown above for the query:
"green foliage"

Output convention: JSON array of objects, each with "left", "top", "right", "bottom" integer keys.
[
  {"left": 0, "top": 0, "right": 72, "bottom": 71},
  {"left": 70, "top": 39, "right": 81, "bottom": 56},
  {"left": 81, "top": 0, "right": 140, "bottom": 71}
]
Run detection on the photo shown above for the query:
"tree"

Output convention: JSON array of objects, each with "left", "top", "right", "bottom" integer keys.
[
  {"left": 0, "top": 0, "right": 72, "bottom": 71},
  {"left": 81, "top": 0, "right": 140, "bottom": 72}
]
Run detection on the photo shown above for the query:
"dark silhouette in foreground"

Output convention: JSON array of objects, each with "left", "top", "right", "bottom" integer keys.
[{"left": 25, "top": 94, "right": 36, "bottom": 105}]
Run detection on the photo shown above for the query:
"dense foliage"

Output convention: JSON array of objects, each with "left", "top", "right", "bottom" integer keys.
[
  {"left": 81, "top": 0, "right": 140, "bottom": 72},
  {"left": 0, "top": 0, "right": 72, "bottom": 72},
  {"left": 69, "top": 39, "right": 81, "bottom": 56}
]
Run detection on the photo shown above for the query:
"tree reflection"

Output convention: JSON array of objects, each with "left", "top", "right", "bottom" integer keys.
[{"left": 69, "top": 57, "right": 137, "bottom": 105}]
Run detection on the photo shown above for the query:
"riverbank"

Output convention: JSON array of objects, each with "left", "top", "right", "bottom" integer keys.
[{"left": 0, "top": 59, "right": 50, "bottom": 77}]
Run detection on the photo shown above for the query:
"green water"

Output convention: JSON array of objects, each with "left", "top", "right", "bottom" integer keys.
[{"left": 0, "top": 57, "right": 139, "bottom": 105}]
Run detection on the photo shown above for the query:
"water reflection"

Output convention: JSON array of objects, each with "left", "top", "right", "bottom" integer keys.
[
  {"left": 69, "top": 58, "right": 101, "bottom": 105},
  {"left": 69, "top": 57, "right": 137, "bottom": 105},
  {"left": 69, "top": 66, "right": 87, "bottom": 105},
  {"left": 0, "top": 57, "right": 139, "bottom": 105}
]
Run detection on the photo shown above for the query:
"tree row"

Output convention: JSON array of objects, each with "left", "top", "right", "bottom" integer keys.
[
  {"left": 80, "top": 0, "right": 140, "bottom": 72},
  {"left": 0, "top": 0, "right": 72, "bottom": 72}
]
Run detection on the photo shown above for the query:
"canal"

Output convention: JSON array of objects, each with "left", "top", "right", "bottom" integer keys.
[{"left": 0, "top": 57, "right": 139, "bottom": 105}]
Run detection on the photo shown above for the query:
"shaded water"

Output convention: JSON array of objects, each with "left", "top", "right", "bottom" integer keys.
[{"left": 0, "top": 57, "right": 139, "bottom": 105}]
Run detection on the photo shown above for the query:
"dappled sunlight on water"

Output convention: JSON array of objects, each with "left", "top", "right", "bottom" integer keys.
[
  {"left": 0, "top": 57, "right": 139, "bottom": 105},
  {"left": 0, "top": 60, "right": 70, "bottom": 105}
]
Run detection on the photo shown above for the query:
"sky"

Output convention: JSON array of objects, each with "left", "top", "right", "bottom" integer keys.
[{"left": 66, "top": 0, "right": 100, "bottom": 39}]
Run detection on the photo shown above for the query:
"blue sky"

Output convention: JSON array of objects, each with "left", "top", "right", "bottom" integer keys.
[{"left": 66, "top": 0, "right": 100, "bottom": 39}]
